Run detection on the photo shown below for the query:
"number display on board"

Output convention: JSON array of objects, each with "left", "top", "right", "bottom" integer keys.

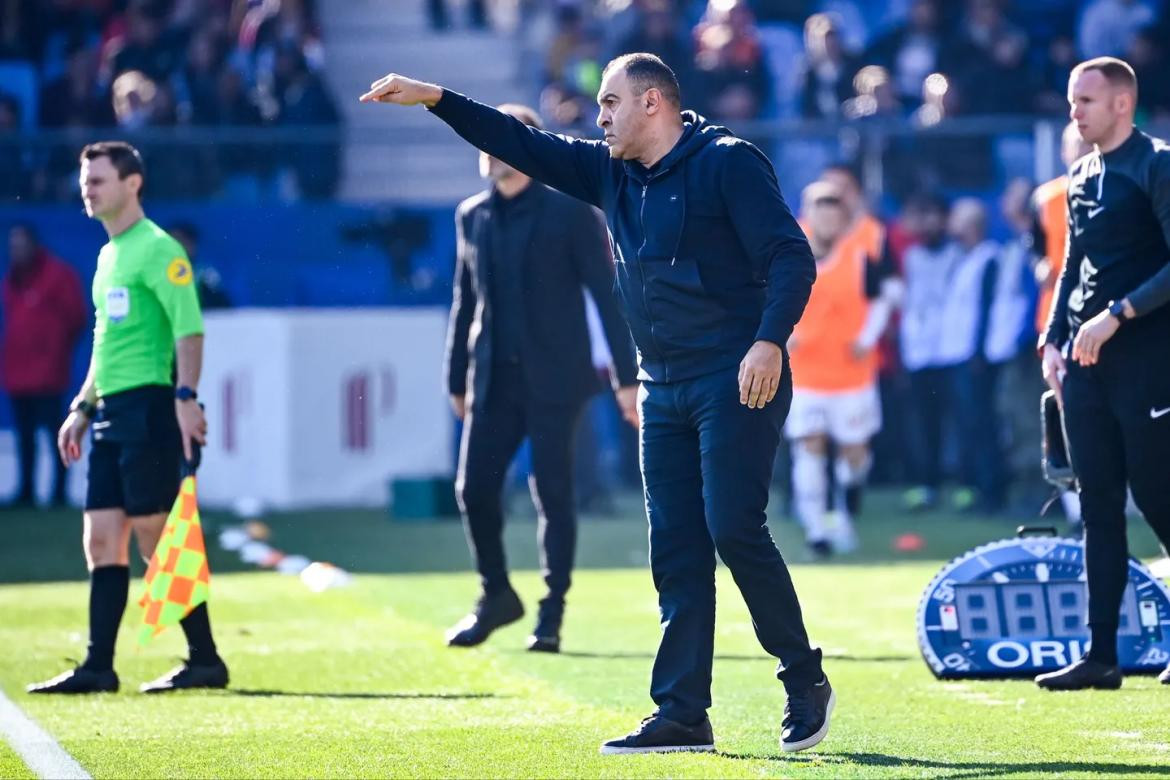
[{"left": 917, "top": 537, "right": 1170, "bottom": 678}]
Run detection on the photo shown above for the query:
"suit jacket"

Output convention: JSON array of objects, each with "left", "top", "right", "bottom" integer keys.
[{"left": 445, "top": 181, "right": 637, "bottom": 411}]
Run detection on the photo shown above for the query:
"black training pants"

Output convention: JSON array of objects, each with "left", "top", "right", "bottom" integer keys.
[{"left": 1062, "top": 313, "right": 1170, "bottom": 642}]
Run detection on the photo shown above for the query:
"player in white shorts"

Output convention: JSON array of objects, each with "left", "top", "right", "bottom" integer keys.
[{"left": 787, "top": 182, "right": 899, "bottom": 557}]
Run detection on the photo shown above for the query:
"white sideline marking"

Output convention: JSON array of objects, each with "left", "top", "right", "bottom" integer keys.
[{"left": 0, "top": 689, "right": 91, "bottom": 779}]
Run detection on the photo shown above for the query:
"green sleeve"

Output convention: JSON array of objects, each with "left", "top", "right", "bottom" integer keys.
[{"left": 146, "top": 242, "right": 204, "bottom": 339}]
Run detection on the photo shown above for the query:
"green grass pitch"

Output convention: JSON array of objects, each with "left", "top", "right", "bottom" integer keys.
[{"left": 2, "top": 492, "right": 1168, "bottom": 778}]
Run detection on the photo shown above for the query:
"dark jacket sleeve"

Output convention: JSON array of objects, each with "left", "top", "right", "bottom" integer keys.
[
  {"left": 718, "top": 141, "right": 816, "bottom": 347},
  {"left": 570, "top": 203, "right": 638, "bottom": 388},
  {"left": 1127, "top": 151, "right": 1170, "bottom": 317},
  {"left": 445, "top": 205, "right": 476, "bottom": 396},
  {"left": 429, "top": 90, "right": 610, "bottom": 208},
  {"left": 1042, "top": 201, "right": 1079, "bottom": 348}
]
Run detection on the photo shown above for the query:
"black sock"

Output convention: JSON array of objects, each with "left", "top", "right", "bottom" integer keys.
[
  {"left": 180, "top": 602, "right": 221, "bottom": 666},
  {"left": 1088, "top": 623, "right": 1119, "bottom": 665},
  {"left": 81, "top": 565, "right": 129, "bottom": 672}
]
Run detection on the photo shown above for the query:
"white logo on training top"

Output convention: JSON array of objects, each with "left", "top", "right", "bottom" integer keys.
[{"left": 1151, "top": 406, "right": 1170, "bottom": 420}]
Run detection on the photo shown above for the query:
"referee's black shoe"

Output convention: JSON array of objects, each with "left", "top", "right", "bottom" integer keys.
[
  {"left": 781, "top": 676, "right": 835, "bottom": 752},
  {"left": 27, "top": 666, "right": 118, "bottom": 694},
  {"left": 599, "top": 714, "right": 715, "bottom": 754},
  {"left": 446, "top": 588, "right": 524, "bottom": 647},
  {"left": 1035, "top": 657, "right": 1122, "bottom": 690},
  {"left": 140, "top": 659, "right": 229, "bottom": 693}
]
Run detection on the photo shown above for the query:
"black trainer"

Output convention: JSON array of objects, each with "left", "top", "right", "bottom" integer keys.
[
  {"left": 1160, "top": 663, "right": 1170, "bottom": 685},
  {"left": 27, "top": 666, "right": 118, "bottom": 694},
  {"left": 526, "top": 600, "right": 563, "bottom": 653},
  {"left": 140, "top": 659, "right": 230, "bottom": 693},
  {"left": 600, "top": 714, "right": 715, "bottom": 755},
  {"left": 1035, "top": 657, "right": 1122, "bottom": 690},
  {"left": 781, "top": 676, "right": 835, "bottom": 753},
  {"left": 446, "top": 588, "right": 524, "bottom": 647}
]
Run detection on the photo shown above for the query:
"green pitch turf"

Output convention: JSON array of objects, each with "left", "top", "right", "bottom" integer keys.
[
  {"left": 0, "top": 743, "right": 35, "bottom": 780},
  {"left": 1, "top": 492, "right": 1168, "bottom": 778}
]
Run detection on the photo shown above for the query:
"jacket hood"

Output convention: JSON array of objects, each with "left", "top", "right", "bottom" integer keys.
[{"left": 625, "top": 110, "right": 731, "bottom": 182}]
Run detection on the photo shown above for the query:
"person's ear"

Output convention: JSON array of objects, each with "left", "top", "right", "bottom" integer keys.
[
  {"left": 644, "top": 88, "right": 660, "bottom": 115},
  {"left": 1115, "top": 88, "right": 1134, "bottom": 116}
]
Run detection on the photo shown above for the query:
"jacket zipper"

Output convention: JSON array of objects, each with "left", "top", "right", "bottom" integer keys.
[{"left": 638, "top": 181, "right": 669, "bottom": 382}]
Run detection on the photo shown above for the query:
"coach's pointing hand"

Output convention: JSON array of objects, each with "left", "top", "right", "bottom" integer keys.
[
  {"left": 739, "top": 340, "right": 783, "bottom": 410},
  {"left": 360, "top": 74, "right": 443, "bottom": 107}
]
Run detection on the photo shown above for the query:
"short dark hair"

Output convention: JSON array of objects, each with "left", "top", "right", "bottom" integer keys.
[
  {"left": 496, "top": 103, "right": 544, "bottom": 130},
  {"left": 822, "top": 163, "right": 861, "bottom": 183},
  {"left": 1071, "top": 56, "right": 1138, "bottom": 96},
  {"left": 602, "top": 53, "right": 681, "bottom": 108},
  {"left": 80, "top": 141, "right": 146, "bottom": 197}
]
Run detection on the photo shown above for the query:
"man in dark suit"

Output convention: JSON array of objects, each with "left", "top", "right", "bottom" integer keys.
[{"left": 444, "top": 104, "right": 639, "bottom": 653}]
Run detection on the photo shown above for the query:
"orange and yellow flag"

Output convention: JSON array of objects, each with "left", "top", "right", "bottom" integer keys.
[{"left": 138, "top": 476, "right": 210, "bottom": 645}]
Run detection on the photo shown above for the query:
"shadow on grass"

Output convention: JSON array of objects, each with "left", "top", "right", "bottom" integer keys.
[
  {"left": 551, "top": 651, "right": 911, "bottom": 663},
  {"left": 231, "top": 689, "right": 502, "bottom": 700},
  {"left": 717, "top": 751, "right": 1168, "bottom": 778}
]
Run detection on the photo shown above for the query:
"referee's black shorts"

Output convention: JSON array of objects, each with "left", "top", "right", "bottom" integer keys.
[{"left": 85, "top": 384, "right": 182, "bottom": 517}]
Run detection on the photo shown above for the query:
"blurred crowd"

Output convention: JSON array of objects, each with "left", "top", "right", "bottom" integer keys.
[
  {"left": 508, "top": 0, "right": 1170, "bottom": 131},
  {"left": 0, "top": 0, "right": 341, "bottom": 201},
  {"left": 785, "top": 130, "right": 1092, "bottom": 523}
]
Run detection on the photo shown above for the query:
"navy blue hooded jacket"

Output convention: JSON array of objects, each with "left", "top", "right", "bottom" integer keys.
[{"left": 430, "top": 90, "right": 816, "bottom": 383}]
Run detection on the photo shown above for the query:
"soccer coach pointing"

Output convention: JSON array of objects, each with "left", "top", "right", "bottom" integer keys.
[{"left": 363, "top": 54, "right": 831, "bottom": 754}]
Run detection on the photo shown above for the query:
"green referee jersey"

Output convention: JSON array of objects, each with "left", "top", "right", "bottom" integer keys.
[{"left": 91, "top": 218, "right": 204, "bottom": 398}]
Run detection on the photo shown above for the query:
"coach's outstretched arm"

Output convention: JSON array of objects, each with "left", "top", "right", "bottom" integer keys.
[{"left": 361, "top": 74, "right": 608, "bottom": 207}]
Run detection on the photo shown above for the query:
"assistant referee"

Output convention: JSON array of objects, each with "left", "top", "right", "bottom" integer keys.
[
  {"left": 28, "top": 142, "right": 229, "bottom": 694},
  {"left": 1036, "top": 58, "right": 1170, "bottom": 690}
]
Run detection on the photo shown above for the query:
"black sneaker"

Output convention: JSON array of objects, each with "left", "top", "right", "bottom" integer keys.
[
  {"left": 445, "top": 588, "right": 524, "bottom": 647},
  {"left": 1035, "top": 657, "right": 1121, "bottom": 690},
  {"left": 27, "top": 666, "right": 118, "bottom": 694},
  {"left": 1160, "top": 663, "right": 1170, "bottom": 685},
  {"left": 527, "top": 599, "right": 563, "bottom": 653},
  {"left": 600, "top": 714, "right": 715, "bottom": 755},
  {"left": 781, "top": 676, "right": 835, "bottom": 753},
  {"left": 140, "top": 659, "right": 230, "bottom": 693}
]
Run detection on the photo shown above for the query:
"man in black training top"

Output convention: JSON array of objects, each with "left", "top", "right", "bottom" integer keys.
[
  {"left": 444, "top": 103, "right": 639, "bottom": 653},
  {"left": 1037, "top": 57, "right": 1170, "bottom": 690},
  {"left": 362, "top": 53, "right": 831, "bottom": 754}
]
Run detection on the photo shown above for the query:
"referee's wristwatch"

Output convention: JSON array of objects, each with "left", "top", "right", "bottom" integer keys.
[
  {"left": 175, "top": 385, "right": 199, "bottom": 402},
  {"left": 1108, "top": 299, "right": 1133, "bottom": 323},
  {"left": 69, "top": 399, "right": 94, "bottom": 419}
]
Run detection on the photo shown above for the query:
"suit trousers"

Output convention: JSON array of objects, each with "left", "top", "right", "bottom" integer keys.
[{"left": 455, "top": 363, "right": 585, "bottom": 610}]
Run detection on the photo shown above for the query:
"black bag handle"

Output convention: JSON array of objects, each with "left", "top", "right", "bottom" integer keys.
[{"left": 1016, "top": 525, "right": 1058, "bottom": 538}]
